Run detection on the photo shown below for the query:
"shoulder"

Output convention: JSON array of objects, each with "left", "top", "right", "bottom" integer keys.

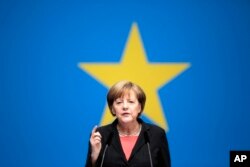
[
  {"left": 142, "top": 121, "right": 169, "bottom": 146},
  {"left": 143, "top": 121, "right": 166, "bottom": 136}
]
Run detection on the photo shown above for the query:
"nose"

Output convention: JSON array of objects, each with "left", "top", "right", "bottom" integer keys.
[{"left": 122, "top": 101, "right": 128, "bottom": 110}]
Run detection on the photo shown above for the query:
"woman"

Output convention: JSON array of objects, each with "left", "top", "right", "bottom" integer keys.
[{"left": 85, "top": 80, "right": 171, "bottom": 167}]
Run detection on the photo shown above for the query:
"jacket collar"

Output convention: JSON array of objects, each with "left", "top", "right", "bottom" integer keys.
[{"left": 110, "top": 118, "right": 150, "bottom": 163}]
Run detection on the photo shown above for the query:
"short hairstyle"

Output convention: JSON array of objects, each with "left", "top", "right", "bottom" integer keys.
[{"left": 107, "top": 80, "right": 146, "bottom": 116}]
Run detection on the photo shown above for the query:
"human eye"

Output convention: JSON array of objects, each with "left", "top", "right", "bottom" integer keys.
[
  {"left": 115, "top": 100, "right": 122, "bottom": 104},
  {"left": 128, "top": 100, "right": 134, "bottom": 103}
]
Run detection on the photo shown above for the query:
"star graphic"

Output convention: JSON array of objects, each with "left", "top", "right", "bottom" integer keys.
[{"left": 79, "top": 23, "right": 190, "bottom": 131}]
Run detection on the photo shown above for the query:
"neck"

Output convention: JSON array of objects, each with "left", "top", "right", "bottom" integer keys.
[{"left": 117, "top": 121, "right": 141, "bottom": 136}]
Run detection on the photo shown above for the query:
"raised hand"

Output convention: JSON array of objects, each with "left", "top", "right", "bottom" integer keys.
[{"left": 90, "top": 125, "right": 102, "bottom": 165}]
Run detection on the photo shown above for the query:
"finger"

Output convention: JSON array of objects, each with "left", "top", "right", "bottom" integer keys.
[
  {"left": 93, "top": 136, "right": 102, "bottom": 142},
  {"left": 92, "top": 132, "right": 102, "bottom": 139},
  {"left": 91, "top": 125, "right": 98, "bottom": 134},
  {"left": 91, "top": 135, "right": 102, "bottom": 144}
]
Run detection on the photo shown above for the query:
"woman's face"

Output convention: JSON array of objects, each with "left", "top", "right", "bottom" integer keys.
[{"left": 112, "top": 90, "right": 141, "bottom": 124}]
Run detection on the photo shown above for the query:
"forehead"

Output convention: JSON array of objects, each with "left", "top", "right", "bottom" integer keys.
[{"left": 116, "top": 89, "right": 137, "bottom": 99}]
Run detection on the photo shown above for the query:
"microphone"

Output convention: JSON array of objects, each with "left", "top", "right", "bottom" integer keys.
[
  {"left": 144, "top": 131, "right": 153, "bottom": 167},
  {"left": 100, "top": 131, "right": 113, "bottom": 167}
]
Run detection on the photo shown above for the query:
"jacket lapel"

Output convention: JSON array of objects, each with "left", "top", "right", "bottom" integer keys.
[
  {"left": 109, "top": 120, "right": 128, "bottom": 163},
  {"left": 128, "top": 120, "right": 150, "bottom": 162}
]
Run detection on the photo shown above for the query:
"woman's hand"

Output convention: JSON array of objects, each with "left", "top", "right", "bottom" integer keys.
[{"left": 90, "top": 125, "right": 102, "bottom": 165}]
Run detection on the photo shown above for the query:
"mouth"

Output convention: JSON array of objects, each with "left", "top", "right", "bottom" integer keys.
[{"left": 121, "top": 113, "right": 130, "bottom": 116}]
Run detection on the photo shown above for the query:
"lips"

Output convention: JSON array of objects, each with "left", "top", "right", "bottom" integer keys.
[{"left": 122, "top": 112, "right": 130, "bottom": 116}]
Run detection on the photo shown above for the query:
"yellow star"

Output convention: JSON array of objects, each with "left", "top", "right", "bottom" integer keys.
[{"left": 79, "top": 22, "right": 190, "bottom": 131}]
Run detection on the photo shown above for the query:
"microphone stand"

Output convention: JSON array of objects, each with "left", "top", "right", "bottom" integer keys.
[
  {"left": 100, "top": 132, "right": 113, "bottom": 167},
  {"left": 145, "top": 131, "right": 153, "bottom": 167}
]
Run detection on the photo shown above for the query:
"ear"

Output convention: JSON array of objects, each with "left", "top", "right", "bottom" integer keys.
[
  {"left": 137, "top": 104, "right": 142, "bottom": 114},
  {"left": 111, "top": 108, "right": 116, "bottom": 116}
]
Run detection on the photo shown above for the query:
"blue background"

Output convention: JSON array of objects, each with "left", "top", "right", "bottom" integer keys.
[{"left": 1, "top": 0, "right": 250, "bottom": 167}]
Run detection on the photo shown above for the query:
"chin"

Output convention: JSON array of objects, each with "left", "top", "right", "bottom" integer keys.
[{"left": 120, "top": 117, "right": 135, "bottom": 124}]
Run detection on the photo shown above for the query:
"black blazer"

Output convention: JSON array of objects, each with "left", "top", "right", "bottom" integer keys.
[{"left": 85, "top": 118, "right": 171, "bottom": 167}]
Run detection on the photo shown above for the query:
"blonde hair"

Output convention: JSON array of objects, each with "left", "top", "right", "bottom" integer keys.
[{"left": 107, "top": 80, "right": 146, "bottom": 116}]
